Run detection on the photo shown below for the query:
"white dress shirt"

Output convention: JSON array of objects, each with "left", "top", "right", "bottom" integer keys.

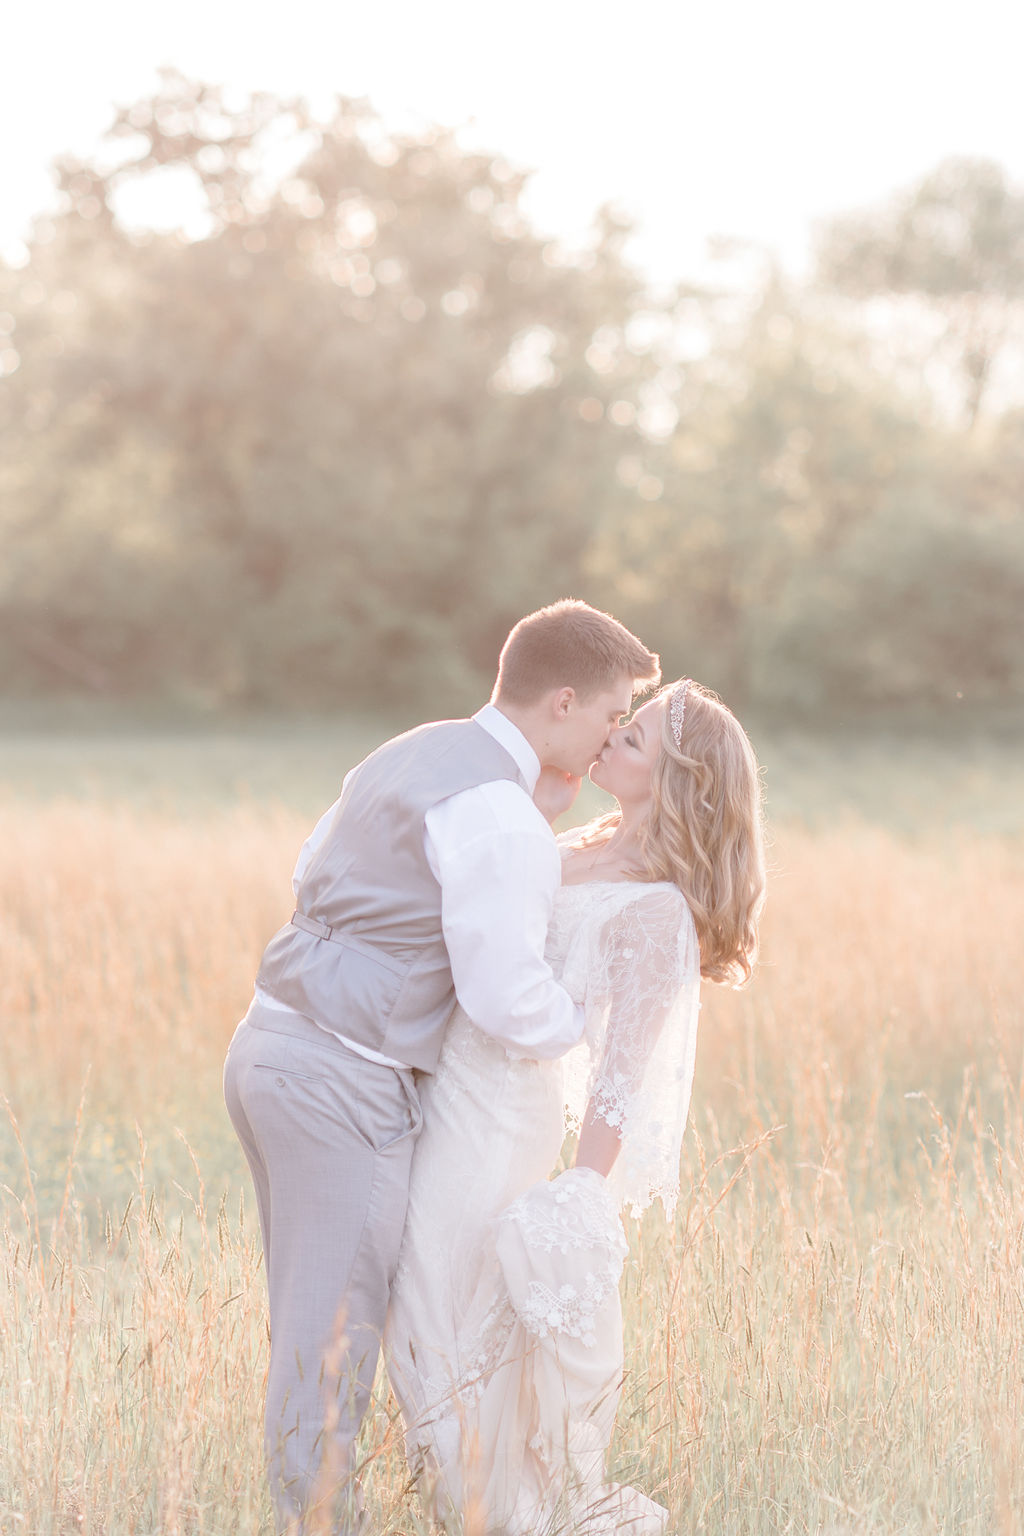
[{"left": 257, "top": 705, "right": 583, "bottom": 1068}]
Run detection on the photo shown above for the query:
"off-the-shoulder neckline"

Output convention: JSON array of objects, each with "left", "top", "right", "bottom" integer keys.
[{"left": 557, "top": 878, "right": 679, "bottom": 892}]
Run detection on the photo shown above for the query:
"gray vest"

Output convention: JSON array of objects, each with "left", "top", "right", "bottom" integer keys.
[{"left": 255, "top": 719, "right": 528, "bottom": 1071}]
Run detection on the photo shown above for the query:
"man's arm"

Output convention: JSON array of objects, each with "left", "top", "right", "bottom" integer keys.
[{"left": 425, "top": 783, "right": 585, "bottom": 1059}]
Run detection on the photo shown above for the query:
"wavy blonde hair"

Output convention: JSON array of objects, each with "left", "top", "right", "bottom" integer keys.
[{"left": 574, "top": 680, "right": 766, "bottom": 986}]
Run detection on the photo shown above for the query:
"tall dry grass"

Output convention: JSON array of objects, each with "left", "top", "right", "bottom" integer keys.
[{"left": 1, "top": 796, "right": 1022, "bottom": 1534}]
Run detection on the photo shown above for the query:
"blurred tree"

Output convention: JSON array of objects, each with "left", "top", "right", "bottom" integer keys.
[
  {"left": 761, "top": 482, "right": 1024, "bottom": 716},
  {"left": 1, "top": 72, "right": 666, "bottom": 709},
  {"left": 2, "top": 79, "right": 1023, "bottom": 726},
  {"left": 816, "top": 157, "right": 1024, "bottom": 430},
  {"left": 587, "top": 275, "right": 933, "bottom": 711}
]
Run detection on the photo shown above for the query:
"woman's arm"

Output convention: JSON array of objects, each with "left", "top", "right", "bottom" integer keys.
[
  {"left": 571, "top": 888, "right": 698, "bottom": 1188},
  {"left": 574, "top": 1099, "right": 622, "bottom": 1177},
  {"left": 533, "top": 765, "right": 582, "bottom": 824}
]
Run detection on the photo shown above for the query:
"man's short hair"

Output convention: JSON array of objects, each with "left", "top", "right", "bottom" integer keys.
[{"left": 494, "top": 599, "right": 660, "bottom": 705}]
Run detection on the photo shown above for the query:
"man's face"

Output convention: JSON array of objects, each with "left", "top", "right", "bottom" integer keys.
[
  {"left": 589, "top": 693, "right": 665, "bottom": 808},
  {"left": 556, "top": 676, "right": 636, "bottom": 777}
]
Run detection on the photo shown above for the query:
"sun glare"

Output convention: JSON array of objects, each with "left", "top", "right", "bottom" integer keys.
[{"left": 109, "top": 163, "right": 213, "bottom": 239}]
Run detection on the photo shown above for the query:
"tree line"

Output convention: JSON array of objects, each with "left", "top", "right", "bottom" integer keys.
[{"left": 2, "top": 70, "right": 1022, "bottom": 723}]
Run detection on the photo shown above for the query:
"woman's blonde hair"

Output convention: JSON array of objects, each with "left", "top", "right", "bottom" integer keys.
[{"left": 576, "top": 679, "right": 766, "bottom": 986}]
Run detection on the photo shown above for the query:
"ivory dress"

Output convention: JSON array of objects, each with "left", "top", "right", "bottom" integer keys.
[{"left": 386, "top": 873, "right": 701, "bottom": 1534}]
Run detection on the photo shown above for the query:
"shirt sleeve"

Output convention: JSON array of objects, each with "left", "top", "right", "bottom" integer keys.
[{"left": 425, "top": 783, "right": 585, "bottom": 1059}]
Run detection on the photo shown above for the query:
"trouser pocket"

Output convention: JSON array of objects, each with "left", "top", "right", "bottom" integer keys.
[{"left": 356, "top": 1066, "right": 423, "bottom": 1153}]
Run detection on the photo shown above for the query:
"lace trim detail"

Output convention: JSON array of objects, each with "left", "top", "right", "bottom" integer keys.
[
  {"left": 412, "top": 1294, "right": 518, "bottom": 1421},
  {"left": 548, "top": 880, "right": 702, "bottom": 1216},
  {"left": 495, "top": 1171, "right": 627, "bottom": 1348},
  {"left": 590, "top": 1072, "right": 632, "bottom": 1131},
  {"left": 498, "top": 1169, "right": 627, "bottom": 1257},
  {"left": 456, "top": 1295, "right": 518, "bottom": 1400},
  {"left": 516, "top": 1269, "right": 620, "bottom": 1347}
]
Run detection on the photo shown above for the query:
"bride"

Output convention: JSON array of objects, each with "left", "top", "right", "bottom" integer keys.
[{"left": 386, "top": 677, "right": 766, "bottom": 1533}]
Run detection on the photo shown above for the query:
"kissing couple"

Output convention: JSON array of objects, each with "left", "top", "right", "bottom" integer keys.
[{"left": 223, "top": 599, "right": 766, "bottom": 1534}]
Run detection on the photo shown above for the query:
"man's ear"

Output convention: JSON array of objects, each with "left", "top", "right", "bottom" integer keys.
[{"left": 551, "top": 686, "right": 576, "bottom": 719}]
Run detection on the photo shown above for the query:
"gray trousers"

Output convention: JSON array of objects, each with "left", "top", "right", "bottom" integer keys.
[{"left": 223, "top": 999, "right": 422, "bottom": 1533}]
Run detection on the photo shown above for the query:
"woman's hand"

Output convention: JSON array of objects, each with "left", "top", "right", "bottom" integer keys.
[{"left": 533, "top": 766, "right": 582, "bottom": 825}]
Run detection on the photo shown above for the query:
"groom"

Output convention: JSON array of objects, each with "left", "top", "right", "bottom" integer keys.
[{"left": 223, "top": 599, "right": 659, "bottom": 1532}]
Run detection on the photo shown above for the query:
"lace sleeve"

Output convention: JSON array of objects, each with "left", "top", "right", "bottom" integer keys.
[{"left": 563, "top": 886, "right": 701, "bottom": 1217}]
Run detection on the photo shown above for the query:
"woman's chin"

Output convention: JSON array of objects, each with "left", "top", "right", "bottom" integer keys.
[{"left": 588, "top": 761, "right": 606, "bottom": 789}]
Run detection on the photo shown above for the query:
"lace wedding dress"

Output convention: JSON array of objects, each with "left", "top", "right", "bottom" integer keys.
[{"left": 386, "top": 875, "right": 700, "bottom": 1534}]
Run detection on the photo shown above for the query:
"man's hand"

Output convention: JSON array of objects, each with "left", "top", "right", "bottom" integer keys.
[{"left": 533, "top": 766, "right": 582, "bottom": 825}]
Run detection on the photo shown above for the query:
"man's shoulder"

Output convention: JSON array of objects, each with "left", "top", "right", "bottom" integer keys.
[
  {"left": 375, "top": 716, "right": 497, "bottom": 757},
  {"left": 380, "top": 718, "right": 522, "bottom": 779},
  {"left": 428, "top": 776, "right": 551, "bottom": 844},
  {"left": 353, "top": 718, "right": 474, "bottom": 774},
  {"left": 344, "top": 718, "right": 526, "bottom": 816},
  {"left": 374, "top": 717, "right": 470, "bottom": 752}
]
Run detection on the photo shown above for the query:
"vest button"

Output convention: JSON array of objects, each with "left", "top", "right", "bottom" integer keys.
[{"left": 276, "top": 1076, "right": 286, "bottom": 1087}]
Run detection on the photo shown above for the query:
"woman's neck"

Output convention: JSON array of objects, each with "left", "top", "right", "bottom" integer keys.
[
  {"left": 609, "top": 797, "right": 649, "bottom": 849},
  {"left": 564, "top": 801, "right": 650, "bottom": 883},
  {"left": 601, "top": 820, "right": 642, "bottom": 861}
]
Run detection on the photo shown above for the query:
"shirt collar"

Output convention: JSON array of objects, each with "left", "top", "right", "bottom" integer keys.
[{"left": 473, "top": 703, "right": 541, "bottom": 794}]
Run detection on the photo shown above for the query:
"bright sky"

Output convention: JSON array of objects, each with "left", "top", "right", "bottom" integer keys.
[{"left": 5, "top": 0, "right": 1024, "bottom": 285}]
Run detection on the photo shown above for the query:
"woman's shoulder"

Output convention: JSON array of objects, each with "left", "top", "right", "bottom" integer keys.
[
  {"left": 596, "top": 879, "right": 695, "bottom": 941},
  {"left": 556, "top": 873, "right": 688, "bottom": 907},
  {"left": 597, "top": 883, "right": 699, "bottom": 987}
]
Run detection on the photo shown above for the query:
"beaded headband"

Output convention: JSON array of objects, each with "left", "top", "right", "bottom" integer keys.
[{"left": 669, "top": 679, "right": 692, "bottom": 747}]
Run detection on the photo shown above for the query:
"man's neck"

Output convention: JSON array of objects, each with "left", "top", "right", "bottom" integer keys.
[{"left": 488, "top": 699, "right": 546, "bottom": 763}]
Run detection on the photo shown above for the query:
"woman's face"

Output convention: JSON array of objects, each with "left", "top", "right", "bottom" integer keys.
[{"left": 588, "top": 694, "right": 665, "bottom": 809}]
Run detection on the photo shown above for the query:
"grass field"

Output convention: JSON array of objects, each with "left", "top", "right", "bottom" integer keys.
[{"left": 1, "top": 722, "right": 1022, "bottom": 1534}]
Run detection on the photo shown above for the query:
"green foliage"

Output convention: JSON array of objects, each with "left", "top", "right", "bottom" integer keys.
[
  {"left": 2, "top": 76, "right": 1023, "bottom": 723},
  {"left": 816, "top": 156, "right": 1024, "bottom": 427}
]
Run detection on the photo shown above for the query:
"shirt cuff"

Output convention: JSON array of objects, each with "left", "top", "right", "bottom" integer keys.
[{"left": 503, "top": 1003, "right": 587, "bottom": 1062}]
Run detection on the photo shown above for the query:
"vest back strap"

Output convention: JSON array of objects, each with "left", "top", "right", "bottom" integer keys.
[
  {"left": 291, "top": 910, "right": 337, "bottom": 942},
  {"left": 289, "top": 910, "right": 409, "bottom": 978}
]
